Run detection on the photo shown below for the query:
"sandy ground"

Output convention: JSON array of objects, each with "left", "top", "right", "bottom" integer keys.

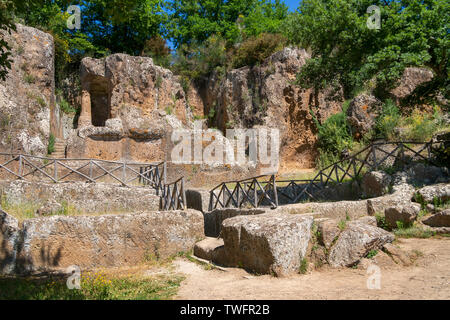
[{"left": 173, "top": 238, "right": 450, "bottom": 300}]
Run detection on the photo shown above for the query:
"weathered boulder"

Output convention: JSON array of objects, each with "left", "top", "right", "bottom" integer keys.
[
  {"left": 390, "top": 67, "right": 434, "bottom": 102},
  {"left": 14, "top": 209, "right": 204, "bottom": 273},
  {"left": 194, "top": 237, "right": 224, "bottom": 261},
  {"left": 382, "top": 243, "right": 411, "bottom": 266},
  {"left": 415, "top": 183, "right": 450, "bottom": 204},
  {"left": 361, "top": 171, "right": 392, "bottom": 198},
  {"left": 346, "top": 94, "right": 382, "bottom": 139},
  {"left": 317, "top": 219, "right": 341, "bottom": 249},
  {"left": 328, "top": 222, "right": 395, "bottom": 267},
  {"left": 422, "top": 209, "right": 450, "bottom": 227},
  {"left": 203, "top": 208, "right": 265, "bottom": 237},
  {"left": 356, "top": 216, "right": 378, "bottom": 227},
  {"left": 384, "top": 204, "right": 420, "bottom": 228},
  {"left": 219, "top": 213, "right": 313, "bottom": 276},
  {"left": 367, "top": 183, "right": 415, "bottom": 215}
]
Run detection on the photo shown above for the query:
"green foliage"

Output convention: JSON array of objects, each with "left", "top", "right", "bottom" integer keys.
[
  {"left": 283, "top": 0, "right": 450, "bottom": 100},
  {"left": 299, "top": 258, "right": 308, "bottom": 274},
  {"left": 0, "top": 0, "right": 16, "bottom": 81},
  {"left": 366, "top": 249, "right": 378, "bottom": 259},
  {"left": 167, "top": 0, "right": 288, "bottom": 47},
  {"left": 313, "top": 105, "right": 353, "bottom": 168},
  {"left": 375, "top": 213, "right": 388, "bottom": 230},
  {"left": 141, "top": 35, "right": 171, "bottom": 68},
  {"left": 47, "top": 133, "right": 55, "bottom": 155},
  {"left": 375, "top": 99, "right": 400, "bottom": 140},
  {"left": 0, "top": 272, "right": 183, "bottom": 300},
  {"left": 393, "top": 225, "right": 436, "bottom": 239},
  {"left": 337, "top": 219, "right": 347, "bottom": 231},
  {"left": 23, "top": 73, "right": 36, "bottom": 84},
  {"left": 232, "top": 33, "right": 287, "bottom": 68},
  {"left": 59, "top": 96, "right": 77, "bottom": 114},
  {"left": 165, "top": 105, "right": 173, "bottom": 115},
  {"left": 173, "top": 35, "right": 228, "bottom": 81}
]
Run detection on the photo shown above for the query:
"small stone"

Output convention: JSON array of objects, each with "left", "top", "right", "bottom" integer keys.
[
  {"left": 422, "top": 209, "right": 450, "bottom": 227},
  {"left": 383, "top": 243, "right": 411, "bottom": 266}
]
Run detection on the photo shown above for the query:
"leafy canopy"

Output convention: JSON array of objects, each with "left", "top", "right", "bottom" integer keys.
[{"left": 283, "top": 0, "right": 449, "bottom": 99}]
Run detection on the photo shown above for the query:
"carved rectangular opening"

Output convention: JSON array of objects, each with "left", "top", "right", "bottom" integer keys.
[{"left": 89, "top": 78, "right": 110, "bottom": 127}]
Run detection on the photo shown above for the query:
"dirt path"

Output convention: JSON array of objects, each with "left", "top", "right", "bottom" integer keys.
[{"left": 173, "top": 238, "right": 450, "bottom": 300}]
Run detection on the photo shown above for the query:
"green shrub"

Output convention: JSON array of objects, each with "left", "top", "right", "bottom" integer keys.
[
  {"left": 47, "top": 133, "right": 55, "bottom": 155},
  {"left": 314, "top": 107, "right": 353, "bottom": 169},
  {"left": 173, "top": 35, "right": 228, "bottom": 81},
  {"left": 299, "top": 258, "right": 308, "bottom": 274},
  {"left": 366, "top": 249, "right": 378, "bottom": 259},
  {"left": 232, "top": 33, "right": 287, "bottom": 68},
  {"left": 405, "top": 109, "right": 440, "bottom": 142},
  {"left": 23, "top": 73, "right": 35, "bottom": 84},
  {"left": 141, "top": 36, "right": 171, "bottom": 68},
  {"left": 375, "top": 99, "right": 400, "bottom": 140},
  {"left": 59, "top": 97, "right": 77, "bottom": 114}
]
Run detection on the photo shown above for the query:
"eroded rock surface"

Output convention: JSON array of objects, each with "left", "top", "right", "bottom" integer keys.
[
  {"left": 1, "top": 209, "right": 204, "bottom": 274},
  {"left": 328, "top": 222, "right": 394, "bottom": 267},
  {"left": 219, "top": 213, "right": 313, "bottom": 276},
  {"left": 0, "top": 24, "right": 55, "bottom": 156}
]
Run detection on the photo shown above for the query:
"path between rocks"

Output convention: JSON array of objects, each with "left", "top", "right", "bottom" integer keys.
[{"left": 172, "top": 238, "right": 450, "bottom": 300}]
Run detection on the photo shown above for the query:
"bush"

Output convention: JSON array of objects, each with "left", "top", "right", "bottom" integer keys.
[
  {"left": 232, "top": 33, "right": 286, "bottom": 68},
  {"left": 375, "top": 99, "right": 400, "bottom": 140},
  {"left": 141, "top": 36, "right": 171, "bottom": 68},
  {"left": 314, "top": 106, "right": 353, "bottom": 168},
  {"left": 47, "top": 133, "right": 55, "bottom": 155},
  {"left": 173, "top": 35, "right": 228, "bottom": 81},
  {"left": 405, "top": 109, "right": 440, "bottom": 142}
]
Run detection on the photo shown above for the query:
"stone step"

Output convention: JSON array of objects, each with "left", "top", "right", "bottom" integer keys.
[{"left": 194, "top": 237, "right": 224, "bottom": 261}]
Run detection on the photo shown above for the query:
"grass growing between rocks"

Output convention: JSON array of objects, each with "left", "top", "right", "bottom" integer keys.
[
  {"left": 393, "top": 225, "right": 436, "bottom": 239},
  {"left": 0, "top": 271, "right": 184, "bottom": 300}
]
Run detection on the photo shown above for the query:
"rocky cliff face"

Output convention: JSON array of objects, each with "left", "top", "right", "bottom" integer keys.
[
  {"left": 0, "top": 24, "right": 56, "bottom": 156},
  {"left": 68, "top": 53, "right": 194, "bottom": 161},
  {"left": 189, "top": 47, "right": 343, "bottom": 170}
]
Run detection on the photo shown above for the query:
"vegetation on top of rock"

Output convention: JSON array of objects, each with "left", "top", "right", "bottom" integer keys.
[{"left": 284, "top": 0, "right": 449, "bottom": 102}]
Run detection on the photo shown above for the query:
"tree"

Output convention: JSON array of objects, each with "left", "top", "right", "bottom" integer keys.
[
  {"left": 167, "top": 0, "right": 288, "bottom": 47},
  {"left": 283, "top": 0, "right": 449, "bottom": 100}
]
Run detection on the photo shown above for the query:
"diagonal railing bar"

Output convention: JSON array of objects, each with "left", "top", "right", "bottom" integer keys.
[
  {"left": 56, "top": 161, "right": 91, "bottom": 181},
  {"left": 210, "top": 139, "right": 448, "bottom": 210},
  {"left": 21, "top": 157, "right": 57, "bottom": 182},
  {"left": 56, "top": 160, "right": 96, "bottom": 183}
]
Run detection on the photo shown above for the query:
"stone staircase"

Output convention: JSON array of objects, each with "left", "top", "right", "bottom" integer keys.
[{"left": 51, "top": 138, "right": 66, "bottom": 158}]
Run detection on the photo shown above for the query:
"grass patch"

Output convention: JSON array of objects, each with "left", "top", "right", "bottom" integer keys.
[
  {"left": 393, "top": 225, "right": 436, "bottom": 239},
  {"left": 23, "top": 73, "right": 36, "bottom": 84},
  {"left": 366, "top": 249, "right": 378, "bottom": 259},
  {"left": 299, "top": 258, "right": 308, "bottom": 274},
  {"left": 0, "top": 271, "right": 183, "bottom": 300}
]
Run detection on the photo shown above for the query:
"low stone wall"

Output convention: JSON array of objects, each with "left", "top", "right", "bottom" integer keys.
[
  {"left": 0, "top": 209, "right": 204, "bottom": 274},
  {"left": 0, "top": 180, "right": 160, "bottom": 214}
]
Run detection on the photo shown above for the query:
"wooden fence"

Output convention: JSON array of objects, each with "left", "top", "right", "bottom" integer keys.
[
  {"left": 208, "top": 175, "right": 278, "bottom": 211},
  {"left": 209, "top": 139, "right": 448, "bottom": 209},
  {"left": 0, "top": 153, "right": 166, "bottom": 189},
  {"left": 160, "top": 177, "right": 187, "bottom": 210}
]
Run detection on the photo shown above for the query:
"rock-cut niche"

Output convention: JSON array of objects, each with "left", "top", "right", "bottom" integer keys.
[{"left": 89, "top": 76, "right": 110, "bottom": 127}]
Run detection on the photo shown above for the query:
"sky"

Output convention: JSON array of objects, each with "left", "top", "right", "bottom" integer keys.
[{"left": 285, "top": 0, "right": 300, "bottom": 11}]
